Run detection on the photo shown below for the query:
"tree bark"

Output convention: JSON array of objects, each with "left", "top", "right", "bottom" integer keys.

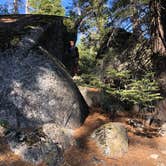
[
  {"left": 131, "top": 0, "right": 141, "bottom": 38},
  {"left": 13, "top": 0, "right": 19, "bottom": 14},
  {"left": 150, "top": 0, "right": 166, "bottom": 56},
  {"left": 25, "top": 0, "right": 29, "bottom": 14}
]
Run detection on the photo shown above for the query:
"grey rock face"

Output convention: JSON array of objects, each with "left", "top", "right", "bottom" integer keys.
[
  {"left": 0, "top": 47, "right": 88, "bottom": 129},
  {"left": 91, "top": 122, "right": 128, "bottom": 158},
  {"left": 0, "top": 15, "right": 89, "bottom": 165},
  {"left": 7, "top": 129, "right": 64, "bottom": 166},
  {"left": 42, "top": 123, "right": 76, "bottom": 148},
  {"left": 0, "top": 16, "right": 89, "bottom": 130},
  {"left": 78, "top": 86, "right": 102, "bottom": 107},
  {"left": 0, "top": 126, "right": 6, "bottom": 137}
]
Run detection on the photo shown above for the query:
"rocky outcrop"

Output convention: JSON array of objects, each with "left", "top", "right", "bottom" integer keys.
[
  {"left": 78, "top": 86, "right": 102, "bottom": 107},
  {"left": 91, "top": 122, "right": 128, "bottom": 158},
  {"left": 0, "top": 15, "right": 89, "bottom": 165},
  {"left": 0, "top": 14, "right": 76, "bottom": 72},
  {"left": 7, "top": 128, "right": 64, "bottom": 166}
]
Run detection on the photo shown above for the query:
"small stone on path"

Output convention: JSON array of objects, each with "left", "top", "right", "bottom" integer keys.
[
  {"left": 150, "top": 154, "right": 159, "bottom": 160},
  {"left": 157, "top": 163, "right": 165, "bottom": 166},
  {"left": 161, "top": 150, "right": 166, "bottom": 155}
]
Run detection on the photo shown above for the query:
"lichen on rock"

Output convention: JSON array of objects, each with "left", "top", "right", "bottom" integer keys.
[{"left": 91, "top": 122, "right": 128, "bottom": 158}]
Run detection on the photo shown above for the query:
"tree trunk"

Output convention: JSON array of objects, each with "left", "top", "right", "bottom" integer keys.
[
  {"left": 150, "top": 0, "right": 166, "bottom": 56},
  {"left": 131, "top": 0, "right": 141, "bottom": 38},
  {"left": 13, "top": 0, "right": 19, "bottom": 14},
  {"left": 25, "top": 0, "right": 29, "bottom": 14}
]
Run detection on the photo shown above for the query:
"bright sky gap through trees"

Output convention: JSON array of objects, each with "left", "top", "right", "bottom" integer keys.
[{"left": 0, "top": 0, "right": 73, "bottom": 14}]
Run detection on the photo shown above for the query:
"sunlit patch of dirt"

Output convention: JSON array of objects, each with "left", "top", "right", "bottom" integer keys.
[
  {"left": 115, "top": 133, "right": 166, "bottom": 166},
  {"left": 65, "top": 111, "right": 112, "bottom": 166},
  {"left": 64, "top": 106, "right": 166, "bottom": 166},
  {"left": 86, "top": 87, "right": 101, "bottom": 92},
  {"left": 74, "top": 112, "right": 109, "bottom": 139},
  {"left": 0, "top": 105, "right": 166, "bottom": 166},
  {"left": 64, "top": 139, "right": 109, "bottom": 166}
]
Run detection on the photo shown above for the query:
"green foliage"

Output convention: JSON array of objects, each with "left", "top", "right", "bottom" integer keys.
[
  {"left": 0, "top": 120, "right": 9, "bottom": 128},
  {"left": 0, "top": 4, "right": 9, "bottom": 14},
  {"left": 63, "top": 18, "right": 76, "bottom": 32},
  {"left": 77, "top": 41, "right": 97, "bottom": 74},
  {"left": 67, "top": 0, "right": 111, "bottom": 53},
  {"left": 71, "top": 0, "right": 163, "bottom": 117},
  {"left": 74, "top": 41, "right": 102, "bottom": 87},
  {"left": 74, "top": 74, "right": 103, "bottom": 88},
  {"left": 10, "top": 36, "right": 20, "bottom": 46},
  {"left": 104, "top": 69, "right": 162, "bottom": 107},
  {"left": 111, "top": 0, "right": 149, "bottom": 18},
  {"left": 107, "top": 69, "right": 131, "bottom": 80},
  {"left": 110, "top": 0, "right": 150, "bottom": 33},
  {"left": 29, "top": 0, "right": 65, "bottom": 15}
]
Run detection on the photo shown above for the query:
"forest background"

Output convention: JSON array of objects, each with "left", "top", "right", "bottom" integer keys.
[{"left": 0, "top": 0, "right": 166, "bottom": 117}]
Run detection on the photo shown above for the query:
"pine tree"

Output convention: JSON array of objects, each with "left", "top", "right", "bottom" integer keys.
[
  {"left": 29, "top": 0, "right": 65, "bottom": 16},
  {"left": 150, "top": 0, "right": 166, "bottom": 55},
  {"left": 0, "top": 4, "right": 9, "bottom": 14},
  {"left": 13, "top": 0, "right": 19, "bottom": 14},
  {"left": 111, "top": 0, "right": 149, "bottom": 35},
  {"left": 25, "top": 0, "right": 29, "bottom": 14},
  {"left": 69, "top": 0, "right": 110, "bottom": 55}
]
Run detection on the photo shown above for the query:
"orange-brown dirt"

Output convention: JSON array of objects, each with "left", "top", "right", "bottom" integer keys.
[
  {"left": 65, "top": 108, "right": 166, "bottom": 166},
  {"left": 0, "top": 108, "right": 166, "bottom": 166},
  {"left": 0, "top": 137, "right": 32, "bottom": 166}
]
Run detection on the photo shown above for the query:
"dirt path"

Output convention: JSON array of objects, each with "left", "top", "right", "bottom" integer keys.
[
  {"left": 65, "top": 109, "right": 166, "bottom": 166},
  {"left": 0, "top": 110, "right": 166, "bottom": 166}
]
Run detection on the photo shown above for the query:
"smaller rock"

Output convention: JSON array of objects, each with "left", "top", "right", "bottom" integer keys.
[
  {"left": 6, "top": 128, "right": 64, "bottom": 166},
  {"left": 0, "top": 126, "right": 6, "bottom": 137},
  {"left": 42, "top": 123, "right": 76, "bottom": 148},
  {"left": 161, "top": 150, "right": 166, "bottom": 155},
  {"left": 159, "top": 123, "right": 166, "bottom": 136},
  {"left": 91, "top": 122, "right": 128, "bottom": 158},
  {"left": 157, "top": 163, "right": 165, "bottom": 166},
  {"left": 78, "top": 86, "right": 102, "bottom": 107},
  {"left": 150, "top": 154, "right": 159, "bottom": 160},
  {"left": 92, "top": 156, "right": 106, "bottom": 165},
  {"left": 127, "top": 119, "right": 144, "bottom": 128}
]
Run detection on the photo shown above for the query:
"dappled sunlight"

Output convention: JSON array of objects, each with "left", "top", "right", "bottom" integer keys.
[
  {"left": 64, "top": 106, "right": 166, "bottom": 166},
  {"left": 0, "top": 137, "right": 32, "bottom": 166},
  {"left": 37, "top": 67, "right": 58, "bottom": 91},
  {"left": 0, "top": 107, "right": 166, "bottom": 166},
  {"left": 64, "top": 139, "right": 110, "bottom": 166},
  {"left": 74, "top": 112, "right": 109, "bottom": 140},
  {"left": 64, "top": 111, "right": 111, "bottom": 166}
]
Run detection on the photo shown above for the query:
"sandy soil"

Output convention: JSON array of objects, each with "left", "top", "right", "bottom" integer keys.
[
  {"left": 65, "top": 110, "right": 166, "bottom": 166},
  {"left": 0, "top": 109, "right": 166, "bottom": 166}
]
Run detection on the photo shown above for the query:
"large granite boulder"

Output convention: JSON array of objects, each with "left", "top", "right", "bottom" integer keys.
[
  {"left": 0, "top": 48, "right": 88, "bottom": 129},
  {"left": 0, "top": 14, "right": 89, "bottom": 129},
  {"left": 91, "top": 122, "right": 128, "bottom": 158},
  {"left": 6, "top": 128, "right": 64, "bottom": 166},
  {"left": 0, "top": 15, "right": 89, "bottom": 165}
]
